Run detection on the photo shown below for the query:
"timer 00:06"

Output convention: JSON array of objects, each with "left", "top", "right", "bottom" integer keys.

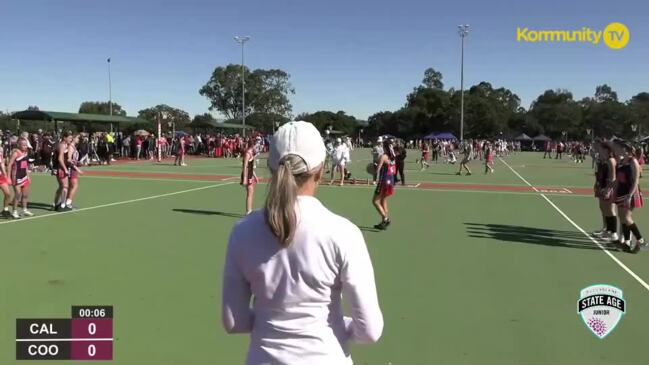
[{"left": 78, "top": 309, "right": 106, "bottom": 318}]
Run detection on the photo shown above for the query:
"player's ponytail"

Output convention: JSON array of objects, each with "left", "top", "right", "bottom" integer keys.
[{"left": 265, "top": 154, "right": 317, "bottom": 248}]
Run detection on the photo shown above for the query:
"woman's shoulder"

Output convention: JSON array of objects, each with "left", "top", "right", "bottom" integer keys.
[
  {"left": 303, "top": 200, "right": 363, "bottom": 241},
  {"left": 229, "top": 210, "right": 268, "bottom": 240}
]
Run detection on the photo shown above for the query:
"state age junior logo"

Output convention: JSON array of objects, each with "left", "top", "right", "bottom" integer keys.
[{"left": 577, "top": 285, "right": 625, "bottom": 339}]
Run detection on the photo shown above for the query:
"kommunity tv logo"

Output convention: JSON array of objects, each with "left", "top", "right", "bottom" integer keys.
[{"left": 517, "top": 22, "right": 630, "bottom": 49}]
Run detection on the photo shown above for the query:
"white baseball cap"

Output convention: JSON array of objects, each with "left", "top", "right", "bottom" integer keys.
[{"left": 268, "top": 121, "right": 326, "bottom": 172}]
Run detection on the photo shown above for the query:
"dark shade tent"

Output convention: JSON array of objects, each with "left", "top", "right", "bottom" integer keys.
[
  {"left": 189, "top": 118, "right": 254, "bottom": 132},
  {"left": 11, "top": 110, "right": 150, "bottom": 134},
  {"left": 532, "top": 134, "right": 552, "bottom": 149},
  {"left": 514, "top": 133, "right": 533, "bottom": 150},
  {"left": 423, "top": 132, "right": 457, "bottom": 140}
]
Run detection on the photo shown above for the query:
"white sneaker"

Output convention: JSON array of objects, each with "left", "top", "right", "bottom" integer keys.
[
  {"left": 11, "top": 210, "right": 20, "bottom": 219},
  {"left": 608, "top": 232, "right": 619, "bottom": 242},
  {"left": 21, "top": 210, "right": 34, "bottom": 217},
  {"left": 593, "top": 229, "right": 607, "bottom": 238}
]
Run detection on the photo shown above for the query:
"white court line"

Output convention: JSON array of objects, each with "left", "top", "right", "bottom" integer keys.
[
  {"left": 16, "top": 338, "right": 113, "bottom": 342},
  {"left": 498, "top": 157, "right": 649, "bottom": 292},
  {"left": 0, "top": 182, "right": 235, "bottom": 226},
  {"left": 33, "top": 174, "right": 209, "bottom": 184}
]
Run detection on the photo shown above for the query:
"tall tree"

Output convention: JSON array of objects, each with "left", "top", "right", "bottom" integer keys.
[
  {"left": 422, "top": 68, "right": 444, "bottom": 90},
  {"left": 594, "top": 84, "right": 618, "bottom": 103},
  {"left": 582, "top": 85, "right": 627, "bottom": 138},
  {"left": 199, "top": 64, "right": 294, "bottom": 121},
  {"left": 137, "top": 104, "right": 190, "bottom": 128},
  {"left": 191, "top": 113, "right": 217, "bottom": 128},
  {"left": 79, "top": 101, "right": 127, "bottom": 116},
  {"left": 527, "top": 89, "right": 582, "bottom": 139},
  {"left": 296, "top": 111, "right": 359, "bottom": 136},
  {"left": 628, "top": 92, "right": 649, "bottom": 138}
]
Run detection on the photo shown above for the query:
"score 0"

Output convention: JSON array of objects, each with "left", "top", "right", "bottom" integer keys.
[{"left": 71, "top": 306, "right": 113, "bottom": 360}]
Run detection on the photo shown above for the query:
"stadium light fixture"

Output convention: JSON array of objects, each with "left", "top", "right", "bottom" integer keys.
[
  {"left": 457, "top": 25, "right": 470, "bottom": 142},
  {"left": 234, "top": 36, "right": 251, "bottom": 137}
]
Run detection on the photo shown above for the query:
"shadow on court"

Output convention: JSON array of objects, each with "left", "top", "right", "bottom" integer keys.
[
  {"left": 464, "top": 222, "right": 618, "bottom": 250},
  {"left": 27, "top": 202, "right": 55, "bottom": 211},
  {"left": 357, "top": 225, "right": 381, "bottom": 233},
  {"left": 172, "top": 209, "right": 244, "bottom": 218},
  {"left": 424, "top": 171, "right": 458, "bottom": 175}
]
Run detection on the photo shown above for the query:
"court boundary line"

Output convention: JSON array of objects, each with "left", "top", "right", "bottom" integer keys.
[
  {"left": 49, "top": 170, "right": 603, "bottom": 197},
  {"left": 0, "top": 182, "right": 235, "bottom": 226},
  {"left": 498, "top": 157, "right": 649, "bottom": 292}
]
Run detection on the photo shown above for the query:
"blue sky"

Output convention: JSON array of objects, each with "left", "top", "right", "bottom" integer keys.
[{"left": 1, "top": 0, "right": 647, "bottom": 120}]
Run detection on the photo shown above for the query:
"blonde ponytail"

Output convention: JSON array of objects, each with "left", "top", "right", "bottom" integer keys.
[{"left": 265, "top": 154, "right": 315, "bottom": 247}]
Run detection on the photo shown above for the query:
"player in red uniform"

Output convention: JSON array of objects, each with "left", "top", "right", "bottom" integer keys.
[
  {"left": 484, "top": 142, "right": 494, "bottom": 174},
  {"left": 613, "top": 141, "right": 644, "bottom": 253},
  {"left": 373, "top": 139, "right": 397, "bottom": 230},
  {"left": 174, "top": 136, "right": 187, "bottom": 166},
  {"left": 420, "top": 142, "right": 430, "bottom": 171},
  {"left": 241, "top": 138, "right": 258, "bottom": 215},
  {"left": 0, "top": 150, "right": 13, "bottom": 218},
  {"left": 8, "top": 138, "right": 33, "bottom": 219}
]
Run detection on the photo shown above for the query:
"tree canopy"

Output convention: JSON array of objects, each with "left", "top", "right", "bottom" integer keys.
[
  {"left": 137, "top": 104, "right": 191, "bottom": 129},
  {"left": 295, "top": 111, "right": 361, "bottom": 136},
  {"left": 366, "top": 69, "right": 646, "bottom": 140},
  {"left": 199, "top": 64, "right": 294, "bottom": 123},
  {"left": 79, "top": 101, "right": 127, "bottom": 116}
]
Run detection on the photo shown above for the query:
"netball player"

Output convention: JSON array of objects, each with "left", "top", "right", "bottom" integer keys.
[
  {"left": 8, "top": 138, "right": 33, "bottom": 218},
  {"left": 241, "top": 138, "right": 258, "bottom": 215},
  {"left": 222, "top": 121, "right": 383, "bottom": 364},
  {"left": 592, "top": 141, "right": 618, "bottom": 241},
  {"left": 66, "top": 134, "right": 84, "bottom": 209},
  {"left": 0, "top": 150, "right": 13, "bottom": 218},
  {"left": 613, "top": 141, "right": 644, "bottom": 253},
  {"left": 420, "top": 142, "right": 430, "bottom": 171},
  {"left": 457, "top": 139, "right": 473, "bottom": 175},
  {"left": 53, "top": 132, "right": 73, "bottom": 211},
  {"left": 174, "top": 136, "right": 186, "bottom": 166},
  {"left": 373, "top": 139, "right": 397, "bottom": 230},
  {"left": 330, "top": 138, "right": 347, "bottom": 186},
  {"left": 484, "top": 142, "right": 494, "bottom": 174}
]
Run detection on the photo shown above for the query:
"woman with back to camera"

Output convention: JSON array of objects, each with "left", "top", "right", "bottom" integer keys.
[
  {"left": 222, "top": 121, "right": 383, "bottom": 365},
  {"left": 592, "top": 140, "right": 618, "bottom": 242},
  {"left": 65, "top": 133, "right": 84, "bottom": 209}
]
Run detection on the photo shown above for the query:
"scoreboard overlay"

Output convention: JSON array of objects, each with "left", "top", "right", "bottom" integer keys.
[{"left": 16, "top": 306, "right": 113, "bottom": 360}]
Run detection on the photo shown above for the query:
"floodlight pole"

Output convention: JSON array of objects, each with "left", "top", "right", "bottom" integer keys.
[
  {"left": 157, "top": 112, "right": 162, "bottom": 162},
  {"left": 108, "top": 57, "right": 113, "bottom": 116},
  {"left": 458, "top": 25, "right": 470, "bottom": 142},
  {"left": 234, "top": 36, "right": 251, "bottom": 137}
]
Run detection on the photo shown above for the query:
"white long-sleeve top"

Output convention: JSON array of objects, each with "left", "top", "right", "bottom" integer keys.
[{"left": 222, "top": 196, "right": 383, "bottom": 365}]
